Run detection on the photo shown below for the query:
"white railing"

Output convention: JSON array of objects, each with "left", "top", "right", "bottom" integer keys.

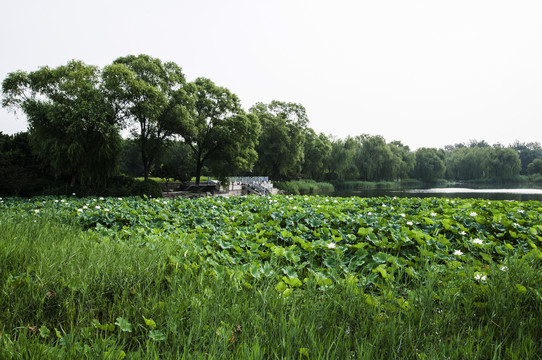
[{"left": 228, "top": 176, "right": 273, "bottom": 195}]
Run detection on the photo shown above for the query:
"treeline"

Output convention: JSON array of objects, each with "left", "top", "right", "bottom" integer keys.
[
  {"left": 120, "top": 134, "right": 540, "bottom": 185},
  {"left": 2, "top": 54, "right": 542, "bottom": 196}
]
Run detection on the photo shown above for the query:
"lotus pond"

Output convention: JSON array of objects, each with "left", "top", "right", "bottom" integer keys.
[{"left": 1, "top": 195, "right": 541, "bottom": 359}]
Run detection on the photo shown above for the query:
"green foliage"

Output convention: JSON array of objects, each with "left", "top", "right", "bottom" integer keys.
[
  {"left": 527, "top": 158, "right": 542, "bottom": 175},
  {"left": 1, "top": 197, "right": 541, "bottom": 358},
  {"left": 2, "top": 61, "right": 121, "bottom": 187},
  {"left": 0, "top": 132, "right": 52, "bottom": 196},
  {"left": 3, "top": 54, "right": 541, "bottom": 191},
  {"left": 103, "top": 54, "right": 189, "bottom": 180},
  {"left": 130, "top": 179, "right": 162, "bottom": 198},
  {"left": 411, "top": 147, "right": 446, "bottom": 182},
  {"left": 176, "top": 78, "right": 260, "bottom": 184},
  {"left": 278, "top": 180, "right": 334, "bottom": 195},
  {"left": 511, "top": 141, "right": 542, "bottom": 175},
  {"left": 325, "top": 136, "right": 360, "bottom": 181},
  {"left": 251, "top": 101, "right": 308, "bottom": 181},
  {"left": 446, "top": 145, "right": 522, "bottom": 181},
  {"left": 301, "top": 129, "right": 332, "bottom": 181}
]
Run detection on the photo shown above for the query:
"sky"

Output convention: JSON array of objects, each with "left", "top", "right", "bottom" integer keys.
[{"left": 1, "top": 0, "right": 541, "bottom": 149}]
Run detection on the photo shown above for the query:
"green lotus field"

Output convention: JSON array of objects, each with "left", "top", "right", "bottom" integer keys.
[{"left": 1, "top": 195, "right": 541, "bottom": 359}]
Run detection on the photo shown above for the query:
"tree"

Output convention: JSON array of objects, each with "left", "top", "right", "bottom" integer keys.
[
  {"left": 354, "top": 135, "right": 396, "bottom": 181},
  {"left": 251, "top": 101, "right": 308, "bottom": 181},
  {"left": 389, "top": 141, "right": 415, "bottom": 180},
  {"left": 325, "top": 136, "right": 360, "bottom": 181},
  {"left": 103, "top": 54, "right": 189, "bottom": 180},
  {"left": 302, "top": 129, "right": 332, "bottom": 181},
  {"left": 2, "top": 60, "right": 121, "bottom": 187},
  {"left": 119, "top": 138, "right": 144, "bottom": 177},
  {"left": 175, "top": 77, "right": 260, "bottom": 184},
  {"left": 511, "top": 141, "right": 542, "bottom": 175},
  {"left": 527, "top": 158, "right": 542, "bottom": 175},
  {"left": 486, "top": 147, "right": 521, "bottom": 179},
  {"left": 411, "top": 148, "right": 446, "bottom": 182},
  {"left": 153, "top": 140, "right": 195, "bottom": 184},
  {"left": 0, "top": 132, "right": 51, "bottom": 196},
  {"left": 445, "top": 147, "right": 491, "bottom": 180}
]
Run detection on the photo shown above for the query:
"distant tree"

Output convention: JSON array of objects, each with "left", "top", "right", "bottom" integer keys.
[
  {"left": 389, "top": 141, "right": 415, "bottom": 180},
  {"left": 251, "top": 101, "right": 308, "bottom": 181},
  {"left": 2, "top": 60, "right": 121, "bottom": 187},
  {"left": 511, "top": 141, "right": 542, "bottom": 175},
  {"left": 176, "top": 78, "right": 260, "bottom": 184},
  {"left": 302, "top": 129, "right": 332, "bottom": 181},
  {"left": 527, "top": 158, "right": 542, "bottom": 175},
  {"left": 325, "top": 136, "right": 360, "bottom": 181},
  {"left": 445, "top": 147, "right": 490, "bottom": 180},
  {"left": 468, "top": 139, "right": 491, "bottom": 148},
  {"left": 411, "top": 148, "right": 446, "bottom": 182},
  {"left": 354, "top": 135, "right": 396, "bottom": 181},
  {"left": 103, "top": 54, "right": 190, "bottom": 180},
  {"left": 486, "top": 147, "right": 521, "bottom": 178}
]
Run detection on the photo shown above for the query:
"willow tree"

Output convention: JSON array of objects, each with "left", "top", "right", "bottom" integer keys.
[
  {"left": 2, "top": 60, "right": 121, "bottom": 187},
  {"left": 103, "top": 54, "right": 190, "bottom": 180},
  {"left": 250, "top": 101, "right": 308, "bottom": 181}
]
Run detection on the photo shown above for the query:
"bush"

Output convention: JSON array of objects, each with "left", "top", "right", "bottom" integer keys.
[
  {"left": 36, "top": 175, "right": 163, "bottom": 198},
  {"left": 130, "top": 179, "right": 162, "bottom": 198}
]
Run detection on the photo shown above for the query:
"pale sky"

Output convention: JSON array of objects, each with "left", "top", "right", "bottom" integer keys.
[{"left": 1, "top": 0, "right": 541, "bottom": 149}]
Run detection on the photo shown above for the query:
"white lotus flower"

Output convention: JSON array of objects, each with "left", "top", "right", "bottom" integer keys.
[
  {"left": 454, "top": 250, "right": 463, "bottom": 256},
  {"left": 469, "top": 212, "right": 477, "bottom": 217},
  {"left": 472, "top": 238, "right": 484, "bottom": 245},
  {"left": 327, "top": 243, "right": 336, "bottom": 249},
  {"left": 474, "top": 274, "right": 487, "bottom": 281}
]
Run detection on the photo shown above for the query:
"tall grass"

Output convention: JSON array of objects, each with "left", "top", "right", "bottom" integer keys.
[
  {"left": 1, "top": 214, "right": 541, "bottom": 359},
  {"left": 278, "top": 180, "right": 334, "bottom": 195}
]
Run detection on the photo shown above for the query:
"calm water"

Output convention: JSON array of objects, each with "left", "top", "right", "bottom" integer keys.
[{"left": 333, "top": 186, "right": 542, "bottom": 201}]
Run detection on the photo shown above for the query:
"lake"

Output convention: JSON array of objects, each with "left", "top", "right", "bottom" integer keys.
[{"left": 333, "top": 186, "right": 542, "bottom": 201}]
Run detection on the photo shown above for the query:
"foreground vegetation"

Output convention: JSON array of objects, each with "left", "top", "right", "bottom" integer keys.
[{"left": 1, "top": 195, "right": 541, "bottom": 359}]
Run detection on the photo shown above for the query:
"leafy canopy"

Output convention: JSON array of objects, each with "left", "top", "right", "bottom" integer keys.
[
  {"left": 103, "top": 54, "right": 190, "bottom": 180},
  {"left": 176, "top": 77, "right": 260, "bottom": 184},
  {"left": 2, "top": 60, "right": 121, "bottom": 186}
]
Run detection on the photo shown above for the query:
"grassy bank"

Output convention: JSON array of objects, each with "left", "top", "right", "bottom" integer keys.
[
  {"left": 277, "top": 179, "right": 334, "bottom": 195},
  {"left": 1, "top": 196, "right": 541, "bottom": 358}
]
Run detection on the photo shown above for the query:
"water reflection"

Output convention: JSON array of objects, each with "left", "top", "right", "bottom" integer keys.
[{"left": 333, "top": 187, "right": 542, "bottom": 201}]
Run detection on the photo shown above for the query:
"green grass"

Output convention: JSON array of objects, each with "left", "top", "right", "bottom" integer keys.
[
  {"left": 1, "top": 205, "right": 541, "bottom": 359},
  {"left": 278, "top": 179, "right": 335, "bottom": 195}
]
